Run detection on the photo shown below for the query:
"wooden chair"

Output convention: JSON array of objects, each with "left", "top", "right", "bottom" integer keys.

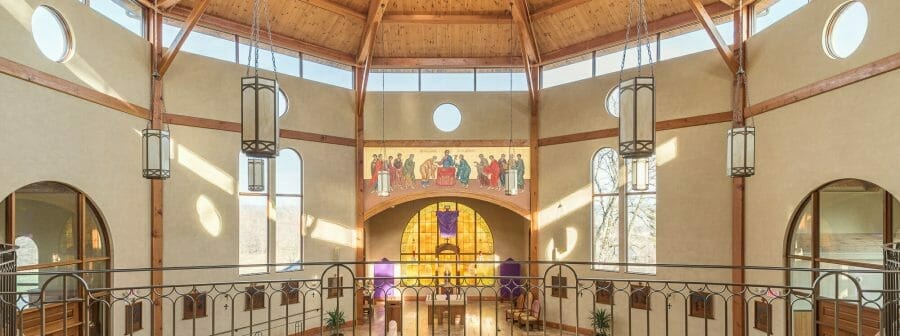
[
  {"left": 504, "top": 292, "right": 530, "bottom": 321},
  {"left": 516, "top": 297, "right": 542, "bottom": 331}
]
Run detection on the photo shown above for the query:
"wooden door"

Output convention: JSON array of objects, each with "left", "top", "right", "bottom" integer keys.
[{"left": 816, "top": 299, "right": 880, "bottom": 336}]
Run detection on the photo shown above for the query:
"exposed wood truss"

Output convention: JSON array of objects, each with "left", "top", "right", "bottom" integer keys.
[
  {"left": 158, "top": 0, "right": 210, "bottom": 76},
  {"left": 686, "top": 0, "right": 739, "bottom": 73},
  {"left": 510, "top": 0, "right": 540, "bottom": 65},
  {"left": 719, "top": 0, "right": 758, "bottom": 7},
  {"left": 356, "top": 0, "right": 390, "bottom": 65},
  {"left": 530, "top": 0, "right": 592, "bottom": 20},
  {"left": 371, "top": 56, "right": 523, "bottom": 68},
  {"left": 382, "top": 14, "right": 511, "bottom": 24},
  {"left": 300, "top": 0, "right": 366, "bottom": 20},
  {"left": 156, "top": 0, "right": 182, "bottom": 10},
  {"left": 540, "top": 2, "right": 732, "bottom": 65},
  {"left": 165, "top": 6, "right": 355, "bottom": 64}
]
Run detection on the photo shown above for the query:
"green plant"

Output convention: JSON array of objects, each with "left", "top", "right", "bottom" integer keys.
[
  {"left": 324, "top": 308, "right": 345, "bottom": 335},
  {"left": 589, "top": 309, "right": 611, "bottom": 336}
]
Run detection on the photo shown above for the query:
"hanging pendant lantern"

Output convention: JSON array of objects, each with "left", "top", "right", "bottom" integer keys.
[
  {"left": 727, "top": 126, "right": 755, "bottom": 177},
  {"left": 630, "top": 157, "right": 650, "bottom": 191},
  {"left": 376, "top": 170, "right": 391, "bottom": 197},
  {"left": 240, "top": 0, "right": 280, "bottom": 158},
  {"left": 505, "top": 168, "right": 519, "bottom": 196},
  {"left": 241, "top": 76, "right": 280, "bottom": 157},
  {"left": 142, "top": 127, "right": 170, "bottom": 179},
  {"left": 247, "top": 158, "right": 266, "bottom": 191},
  {"left": 618, "top": 76, "right": 655, "bottom": 158}
]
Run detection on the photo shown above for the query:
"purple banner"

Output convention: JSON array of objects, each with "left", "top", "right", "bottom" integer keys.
[{"left": 437, "top": 210, "right": 459, "bottom": 239}]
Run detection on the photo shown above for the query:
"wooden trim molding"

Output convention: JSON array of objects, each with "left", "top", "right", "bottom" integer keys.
[
  {"left": 747, "top": 52, "right": 900, "bottom": 118},
  {"left": 370, "top": 57, "right": 524, "bottom": 68},
  {"left": 362, "top": 139, "right": 529, "bottom": 147},
  {"left": 538, "top": 111, "right": 732, "bottom": 146},
  {"left": 0, "top": 56, "right": 151, "bottom": 119},
  {"left": 163, "top": 113, "right": 356, "bottom": 146}
]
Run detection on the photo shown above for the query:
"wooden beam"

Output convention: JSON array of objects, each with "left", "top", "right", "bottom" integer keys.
[
  {"left": 301, "top": 0, "right": 367, "bottom": 21},
  {"left": 156, "top": 0, "right": 181, "bottom": 10},
  {"left": 510, "top": 0, "right": 540, "bottom": 65},
  {"left": 166, "top": 6, "right": 356, "bottom": 65},
  {"left": 162, "top": 113, "right": 357, "bottom": 146},
  {"left": 148, "top": 5, "right": 165, "bottom": 336},
  {"left": 730, "top": 8, "right": 748, "bottom": 336},
  {"left": 530, "top": 0, "right": 592, "bottom": 20},
  {"left": 686, "top": 0, "right": 739, "bottom": 73},
  {"left": 158, "top": 0, "right": 210, "bottom": 76},
  {"left": 382, "top": 14, "right": 512, "bottom": 24},
  {"left": 528, "top": 64, "right": 540, "bottom": 279},
  {"left": 748, "top": 51, "right": 900, "bottom": 118},
  {"left": 362, "top": 139, "right": 530, "bottom": 147},
  {"left": 356, "top": 0, "right": 390, "bottom": 65},
  {"left": 371, "top": 56, "right": 523, "bottom": 68},
  {"left": 719, "top": 0, "right": 759, "bottom": 8},
  {"left": 540, "top": 2, "right": 732, "bottom": 65},
  {"left": 0, "top": 56, "right": 150, "bottom": 119},
  {"left": 353, "top": 64, "right": 368, "bottom": 325},
  {"left": 538, "top": 111, "right": 732, "bottom": 146}
]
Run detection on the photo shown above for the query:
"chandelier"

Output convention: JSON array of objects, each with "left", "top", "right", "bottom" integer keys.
[
  {"left": 240, "top": 0, "right": 280, "bottom": 158},
  {"left": 617, "top": 0, "right": 656, "bottom": 160}
]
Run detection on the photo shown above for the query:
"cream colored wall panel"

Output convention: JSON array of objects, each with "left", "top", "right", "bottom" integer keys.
[
  {"left": 0, "top": 0, "right": 150, "bottom": 107},
  {"left": 164, "top": 53, "right": 355, "bottom": 138},
  {"left": 0, "top": 75, "right": 150, "bottom": 287},
  {"left": 748, "top": 0, "right": 900, "bottom": 104},
  {"left": 363, "top": 92, "right": 531, "bottom": 140},
  {"left": 539, "top": 51, "right": 732, "bottom": 139}
]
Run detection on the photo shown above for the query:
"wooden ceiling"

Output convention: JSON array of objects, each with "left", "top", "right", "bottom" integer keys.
[{"left": 163, "top": 0, "right": 742, "bottom": 67}]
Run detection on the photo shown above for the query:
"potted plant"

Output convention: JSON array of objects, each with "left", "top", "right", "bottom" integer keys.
[
  {"left": 589, "top": 309, "right": 611, "bottom": 336},
  {"left": 324, "top": 308, "right": 346, "bottom": 336}
]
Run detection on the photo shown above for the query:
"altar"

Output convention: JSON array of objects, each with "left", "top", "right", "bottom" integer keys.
[
  {"left": 425, "top": 294, "right": 466, "bottom": 325},
  {"left": 436, "top": 167, "right": 457, "bottom": 186}
]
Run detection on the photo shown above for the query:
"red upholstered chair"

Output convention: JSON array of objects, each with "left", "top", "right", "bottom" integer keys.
[{"left": 516, "top": 297, "right": 542, "bottom": 330}]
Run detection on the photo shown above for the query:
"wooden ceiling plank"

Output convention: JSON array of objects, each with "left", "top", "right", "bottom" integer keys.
[
  {"left": 530, "top": 0, "right": 593, "bottom": 20},
  {"left": 158, "top": 0, "right": 211, "bottom": 76},
  {"left": 510, "top": 0, "right": 540, "bottom": 65},
  {"left": 356, "top": 0, "right": 390, "bottom": 65},
  {"left": 371, "top": 56, "right": 523, "bottom": 68},
  {"left": 301, "top": 0, "right": 367, "bottom": 21},
  {"left": 540, "top": 2, "right": 732, "bottom": 65},
  {"left": 156, "top": 0, "right": 181, "bottom": 10},
  {"left": 165, "top": 5, "right": 356, "bottom": 65},
  {"left": 382, "top": 14, "right": 512, "bottom": 24},
  {"left": 686, "top": 0, "right": 739, "bottom": 73}
]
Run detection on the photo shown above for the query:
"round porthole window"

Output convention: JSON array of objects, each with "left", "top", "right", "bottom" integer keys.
[
  {"left": 277, "top": 89, "right": 288, "bottom": 117},
  {"left": 31, "top": 6, "right": 73, "bottom": 62},
  {"left": 605, "top": 85, "right": 620, "bottom": 118},
  {"left": 433, "top": 103, "right": 461, "bottom": 132},
  {"left": 824, "top": 1, "right": 868, "bottom": 59}
]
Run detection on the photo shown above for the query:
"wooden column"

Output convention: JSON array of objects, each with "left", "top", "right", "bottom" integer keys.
[
  {"left": 353, "top": 60, "right": 370, "bottom": 324},
  {"left": 149, "top": 3, "right": 165, "bottom": 336},
  {"left": 731, "top": 4, "right": 751, "bottom": 336},
  {"left": 527, "top": 65, "right": 540, "bottom": 278}
]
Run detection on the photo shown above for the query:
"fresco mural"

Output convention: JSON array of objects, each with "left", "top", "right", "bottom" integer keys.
[{"left": 363, "top": 147, "right": 531, "bottom": 216}]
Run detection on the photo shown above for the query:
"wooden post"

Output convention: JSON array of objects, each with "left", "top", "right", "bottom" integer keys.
[
  {"left": 731, "top": 4, "right": 751, "bottom": 336},
  {"left": 149, "top": 3, "right": 165, "bottom": 336},
  {"left": 353, "top": 61, "right": 370, "bottom": 325}
]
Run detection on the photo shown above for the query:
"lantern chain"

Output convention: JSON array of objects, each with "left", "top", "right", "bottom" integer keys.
[
  {"left": 618, "top": 0, "right": 654, "bottom": 85},
  {"left": 245, "top": 0, "right": 279, "bottom": 82}
]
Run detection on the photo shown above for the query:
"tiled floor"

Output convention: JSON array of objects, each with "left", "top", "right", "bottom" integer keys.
[{"left": 344, "top": 300, "right": 574, "bottom": 336}]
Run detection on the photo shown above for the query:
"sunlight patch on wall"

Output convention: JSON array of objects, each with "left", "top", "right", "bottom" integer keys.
[
  {"left": 544, "top": 227, "right": 578, "bottom": 260},
  {"left": 656, "top": 137, "right": 678, "bottom": 166},
  {"left": 537, "top": 184, "right": 591, "bottom": 229},
  {"left": 1, "top": 1, "right": 32, "bottom": 30},
  {"left": 308, "top": 215, "right": 356, "bottom": 248},
  {"left": 176, "top": 144, "right": 234, "bottom": 195},
  {"left": 195, "top": 195, "right": 221, "bottom": 237}
]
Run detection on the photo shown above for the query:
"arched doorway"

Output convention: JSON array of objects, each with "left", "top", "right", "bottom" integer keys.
[
  {"left": 785, "top": 179, "right": 897, "bottom": 335},
  {"left": 1, "top": 181, "right": 112, "bottom": 336}
]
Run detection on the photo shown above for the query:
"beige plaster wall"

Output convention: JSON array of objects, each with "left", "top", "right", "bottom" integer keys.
[
  {"left": 363, "top": 92, "right": 531, "bottom": 140},
  {"left": 0, "top": 0, "right": 150, "bottom": 107},
  {"left": 539, "top": 50, "right": 733, "bottom": 139},
  {"left": 164, "top": 52, "right": 356, "bottom": 139}
]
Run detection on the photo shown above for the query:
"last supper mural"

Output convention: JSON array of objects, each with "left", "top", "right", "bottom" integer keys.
[{"left": 363, "top": 147, "right": 531, "bottom": 217}]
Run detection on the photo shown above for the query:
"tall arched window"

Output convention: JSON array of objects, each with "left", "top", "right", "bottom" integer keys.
[
  {"left": 400, "top": 202, "right": 495, "bottom": 286},
  {"left": 1, "top": 181, "right": 111, "bottom": 333},
  {"left": 239, "top": 149, "right": 303, "bottom": 275},
  {"left": 591, "top": 148, "right": 657, "bottom": 274}
]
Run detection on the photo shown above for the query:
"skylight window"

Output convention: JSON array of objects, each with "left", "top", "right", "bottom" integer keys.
[{"left": 89, "top": 0, "right": 143, "bottom": 36}]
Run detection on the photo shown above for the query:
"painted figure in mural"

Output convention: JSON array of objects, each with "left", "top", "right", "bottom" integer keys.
[
  {"left": 419, "top": 156, "right": 437, "bottom": 188},
  {"left": 369, "top": 154, "right": 378, "bottom": 189},
  {"left": 371, "top": 154, "right": 385, "bottom": 193},
  {"left": 441, "top": 150, "right": 455, "bottom": 168},
  {"left": 516, "top": 154, "right": 525, "bottom": 190},
  {"left": 476, "top": 154, "right": 489, "bottom": 188},
  {"left": 487, "top": 155, "right": 500, "bottom": 190},
  {"left": 456, "top": 154, "right": 471, "bottom": 187},
  {"left": 392, "top": 154, "right": 404, "bottom": 189},
  {"left": 386, "top": 155, "right": 395, "bottom": 190},
  {"left": 403, "top": 154, "right": 416, "bottom": 189},
  {"left": 498, "top": 154, "right": 508, "bottom": 189}
]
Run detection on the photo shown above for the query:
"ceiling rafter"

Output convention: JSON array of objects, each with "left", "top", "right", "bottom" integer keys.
[
  {"left": 165, "top": 5, "right": 355, "bottom": 65},
  {"left": 382, "top": 14, "right": 512, "bottom": 24},
  {"left": 686, "top": 0, "right": 739, "bottom": 73},
  {"left": 371, "top": 56, "right": 524, "bottom": 68},
  {"left": 356, "top": 0, "right": 390, "bottom": 65},
  {"left": 540, "top": 2, "right": 732, "bottom": 65},
  {"left": 719, "top": 0, "right": 758, "bottom": 8},
  {"left": 530, "top": 0, "right": 593, "bottom": 20},
  {"left": 156, "top": 0, "right": 182, "bottom": 10},
  {"left": 510, "top": 0, "right": 540, "bottom": 65},
  {"left": 300, "top": 0, "right": 367, "bottom": 20},
  {"left": 158, "top": 0, "right": 211, "bottom": 76}
]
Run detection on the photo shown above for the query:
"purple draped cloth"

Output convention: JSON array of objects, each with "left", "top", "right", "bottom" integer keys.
[
  {"left": 437, "top": 210, "right": 459, "bottom": 238},
  {"left": 499, "top": 258, "right": 523, "bottom": 299},
  {"left": 373, "top": 258, "right": 395, "bottom": 299}
]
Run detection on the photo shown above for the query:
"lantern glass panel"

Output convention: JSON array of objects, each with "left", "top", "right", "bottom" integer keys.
[
  {"left": 248, "top": 158, "right": 266, "bottom": 192},
  {"left": 505, "top": 169, "right": 519, "bottom": 195},
  {"left": 241, "top": 76, "right": 279, "bottom": 157},
  {"left": 142, "top": 129, "right": 170, "bottom": 179},
  {"left": 727, "top": 126, "right": 755, "bottom": 177},
  {"left": 618, "top": 77, "right": 655, "bottom": 158},
  {"left": 630, "top": 158, "right": 649, "bottom": 191}
]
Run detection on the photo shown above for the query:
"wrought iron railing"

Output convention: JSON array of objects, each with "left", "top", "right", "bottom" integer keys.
[
  {"left": 1, "top": 261, "right": 898, "bottom": 336},
  {"left": 885, "top": 242, "right": 900, "bottom": 336},
  {"left": 0, "top": 244, "right": 15, "bottom": 336}
]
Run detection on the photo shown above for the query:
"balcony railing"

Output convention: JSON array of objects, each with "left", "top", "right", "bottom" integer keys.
[{"left": 1, "top": 254, "right": 898, "bottom": 335}]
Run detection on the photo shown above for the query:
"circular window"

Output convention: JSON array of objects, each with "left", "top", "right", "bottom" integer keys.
[
  {"left": 824, "top": 1, "right": 868, "bottom": 59},
  {"left": 277, "top": 89, "right": 288, "bottom": 117},
  {"left": 433, "top": 103, "right": 461, "bottom": 132},
  {"left": 31, "top": 6, "right": 73, "bottom": 62},
  {"left": 605, "top": 85, "right": 620, "bottom": 118}
]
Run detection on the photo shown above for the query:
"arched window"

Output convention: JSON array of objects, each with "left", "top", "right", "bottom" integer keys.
[
  {"left": 239, "top": 149, "right": 303, "bottom": 275},
  {"left": 400, "top": 202, "right": 495, "bottom": 286},
  {"left": 591, "top": 148, "right": 657, "bottom": 274},
  {"left": 1, "top": 181, "right": 111, "bottom": 332}
]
